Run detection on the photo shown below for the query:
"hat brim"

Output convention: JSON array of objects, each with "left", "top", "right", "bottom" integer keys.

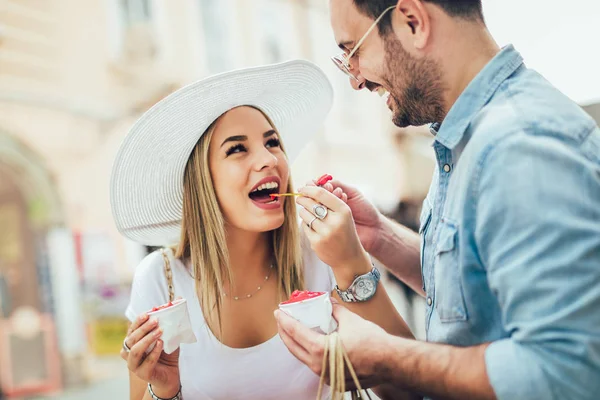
[{"left": 110, "top": 60, "right": 334, "bottom": 246}]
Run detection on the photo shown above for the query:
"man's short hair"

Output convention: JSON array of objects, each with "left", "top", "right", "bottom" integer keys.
[{"left": 353, "top": 0, "right": 484, "bottom": 32}]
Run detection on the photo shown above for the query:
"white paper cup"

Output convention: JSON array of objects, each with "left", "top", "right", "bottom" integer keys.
[
  {"left": 278, "top": 292, "right": 338, "bottom": 334},
  {"left": 146, "top": 299, "right": 197, "bottom": 354}
]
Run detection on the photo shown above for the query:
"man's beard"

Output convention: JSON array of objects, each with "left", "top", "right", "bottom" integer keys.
[{"left": 381, "top": 35, "right": 445, "bottom": 128}]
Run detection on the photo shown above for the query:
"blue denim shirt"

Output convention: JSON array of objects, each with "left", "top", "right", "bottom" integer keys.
[{"left": 420, "top": 45, "right": 600, "bottom": 400}]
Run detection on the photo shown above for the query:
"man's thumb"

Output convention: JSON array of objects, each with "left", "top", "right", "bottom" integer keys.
[{"left": 331, "top": 302, "right": 354, "bottom": 324}]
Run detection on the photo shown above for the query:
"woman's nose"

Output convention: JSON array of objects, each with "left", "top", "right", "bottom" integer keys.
[{"left": 254, "top": 149, "right": 278, "bottom": 171}]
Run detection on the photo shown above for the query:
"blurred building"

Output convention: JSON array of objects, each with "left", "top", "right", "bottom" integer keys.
[{"left": 0, "top": 0, "right": 436, "bottom": 396}]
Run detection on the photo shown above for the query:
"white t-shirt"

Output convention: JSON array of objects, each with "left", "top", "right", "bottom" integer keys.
[{"left": 125, "top": 243, "right": 335, "bottom": 400}]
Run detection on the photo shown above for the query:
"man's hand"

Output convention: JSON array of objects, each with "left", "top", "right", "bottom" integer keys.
[{"left": 275, "top": 301, "right": 390, "bottom": 389}]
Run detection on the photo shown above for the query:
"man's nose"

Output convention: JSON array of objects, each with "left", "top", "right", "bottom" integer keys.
[{"left": 350, "top": 73, "right": 366, "bottom": 91}]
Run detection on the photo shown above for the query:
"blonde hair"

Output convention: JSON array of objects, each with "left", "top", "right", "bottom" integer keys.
[{"left": 175, "top": 106, "right": 304, "bottom": 335}]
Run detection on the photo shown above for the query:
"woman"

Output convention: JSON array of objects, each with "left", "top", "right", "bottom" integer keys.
[{"left": 112, "top": 61, "right": 412, "bottom": 400}]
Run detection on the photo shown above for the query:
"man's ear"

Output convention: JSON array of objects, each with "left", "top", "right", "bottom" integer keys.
[{"left": 391, "top": 0, "right": 431, "bottom": 50}]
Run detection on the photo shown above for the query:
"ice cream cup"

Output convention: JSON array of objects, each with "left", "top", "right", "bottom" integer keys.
[
  {"left": 146, "top": 298, "right": 197, "bottom": 354},
  {"left": 278, "top": 291, "right": 338, "bottom": 334}
]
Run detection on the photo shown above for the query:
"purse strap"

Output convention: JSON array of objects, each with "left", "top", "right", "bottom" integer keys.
[{"left": 160, "top": 248, "right": 175, "bottom": 302}]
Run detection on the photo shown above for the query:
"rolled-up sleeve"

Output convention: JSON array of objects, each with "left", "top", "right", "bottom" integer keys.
[{"left": 475, "top": 132, "right": 600, "bottom": 400}]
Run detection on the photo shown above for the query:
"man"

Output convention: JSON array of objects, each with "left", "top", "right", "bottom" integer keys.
[{"left": 275, "top": 1, "right": 600, "bottom": 399}]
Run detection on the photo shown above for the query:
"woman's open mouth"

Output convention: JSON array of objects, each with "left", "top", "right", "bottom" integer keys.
[{"left": 249, "top": 180, "right": 281, "bottom": 210}]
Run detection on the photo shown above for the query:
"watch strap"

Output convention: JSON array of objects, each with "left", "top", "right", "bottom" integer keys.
[
  {"left": 148, "top": 383, "right": 182, "bottom": 400},
  {"left": 336, "top": 289, "right": 356, "bottom": 302}
]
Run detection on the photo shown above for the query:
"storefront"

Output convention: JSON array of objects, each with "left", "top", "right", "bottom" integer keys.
[{"left": 0, "top": 132, "right": 65, "bottom": 397}]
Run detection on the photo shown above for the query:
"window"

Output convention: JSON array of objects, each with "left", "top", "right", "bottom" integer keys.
[
  {"left": 255, "top": 0, "right": 298, "bottom": 63},
  {"left": 199, "top": 0, "right": 233, "bottom": 73},
  {"left": 119, "top": 0, "right": 152, "bottom": 28},
  {"left": 107, "top": 0, "right": 154, "bottom": 61}
]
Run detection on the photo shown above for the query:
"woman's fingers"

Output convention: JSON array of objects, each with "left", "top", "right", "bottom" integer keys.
[
  {"left": 296, "top": 195, "right": 321, "bottom": 217},
  {"left": 305, "top": 179, "right": 343, "bottom": 202},
  {"left": 127, "top": 326, "right": 162, "bottom": 371},
  {"left": 127, "top": 313, "right": 149, "bottom": 336},
  {"left": 126, "top": 318, "right": 158, "bottom": 350},
  {"left": 298, "top": 185, "right": 346, "bottom": 212},
  {"left": 298, "top": 207, "right": 325, "bottom": 233},
  {"left": 134, "top": 339, "right": 164, "bottom": 381},
  {"left": 296, "top": 191, "right": 345, "bottom": 221},
  {"left": 122, "top": 314, "right": 153, "bottom": 361}
]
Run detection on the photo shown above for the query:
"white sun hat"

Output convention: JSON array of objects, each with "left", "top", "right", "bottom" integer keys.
[{"left": 110, "top": 60, "right": 334, "bottom": 246}]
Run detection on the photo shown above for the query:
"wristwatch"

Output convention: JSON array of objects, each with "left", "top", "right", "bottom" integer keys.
[{"left": 335, "top": 267, "right": 381, "bottom": 302}]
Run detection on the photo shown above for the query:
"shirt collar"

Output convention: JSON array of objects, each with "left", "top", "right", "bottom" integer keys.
[{"left": 433, "top": 44, "right": 524, "bottom": 149}]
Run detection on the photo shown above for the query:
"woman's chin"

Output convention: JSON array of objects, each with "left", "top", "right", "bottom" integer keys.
[
  {"left": 253, "top": 215, "right": 285, "bottom": 233},
  {"left": 226, "top": 211, "right": 285, "bottom": 233}
]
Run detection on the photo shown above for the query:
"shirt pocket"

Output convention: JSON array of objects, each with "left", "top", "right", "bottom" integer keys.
[{"left": 434, "top": 219, "right": 468, "bottom": 322}]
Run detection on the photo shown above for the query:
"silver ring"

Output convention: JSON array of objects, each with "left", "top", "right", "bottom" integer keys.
[
  {"left": 308, "top": 216, "right": 318, "bottom": 230},
  {"left": 123, "top": 338, "right": 131, "bottom": 353},
  {"left": 313, "top": 204, "right": 328, "bottom": 220}
]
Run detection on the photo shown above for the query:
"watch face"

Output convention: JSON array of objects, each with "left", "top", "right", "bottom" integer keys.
[{"left": 354, "top": 277, "right": 376, "bottom": 301}]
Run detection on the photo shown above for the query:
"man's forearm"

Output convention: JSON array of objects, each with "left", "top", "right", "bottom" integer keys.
[
  {"left": 379, "top": 336, "right": 496, "bottom": 400},
  {"left": 372, "top": 216, "right": 425, "bottom": 296}
]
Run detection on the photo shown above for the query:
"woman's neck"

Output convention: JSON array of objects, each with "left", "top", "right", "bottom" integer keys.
[{"left": 225, "top": 227, "right": 272, "bottom": 281}]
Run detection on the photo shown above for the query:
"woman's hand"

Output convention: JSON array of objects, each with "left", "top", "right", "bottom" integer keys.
[
  {"left": 121, "top": 313, "right": 181, "bottom": 398},
  {"left": 307, "top": 179, "right": 383, "bottom": 254},
  {"left": 296, "top": 184, "right": 372, "bottom": 282}
]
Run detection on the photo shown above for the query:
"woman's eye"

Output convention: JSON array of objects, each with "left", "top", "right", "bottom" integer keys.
[
  {"left": 226, "top": 144, "right": 246, "bottom": 156},
  {"left": 266, "top": 138, "right": 281, "bottom": 148}
]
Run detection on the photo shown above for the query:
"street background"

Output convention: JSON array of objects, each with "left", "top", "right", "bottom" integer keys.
[{"left": 0, "top": 0, "right": 599, "bottom": 398}]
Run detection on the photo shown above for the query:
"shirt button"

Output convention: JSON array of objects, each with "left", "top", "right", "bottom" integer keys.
[
  {"left": 427, "top": 297, "right": 433, "bottom": 306},
  {"left": 443, "top": 164, "right": 452, "bottom": 173}
]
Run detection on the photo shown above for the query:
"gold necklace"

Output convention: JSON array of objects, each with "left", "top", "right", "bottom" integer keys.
[{"left": 223, "top": 264, "right": 274, "bottom": 301}]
